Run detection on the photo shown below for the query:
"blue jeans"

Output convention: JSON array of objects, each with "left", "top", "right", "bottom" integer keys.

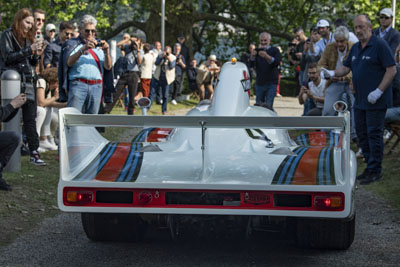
[
  {"left": 385, "top": 107, "right": 400, "bottom": 123},
  {"left": 255, "top": 83, "right": 277, "bottom": 108},
  {"left": 354, "top": 108, "right": 386, "bottom": 174},
  {"left": 67, "top": 80, "right": 102, "bottom": 114},
  {"left": 149, "top": 78, "right": 169, "bottom": 113},
  {"left": 302, "top": 98, "right": 316, "bottom": 116}
]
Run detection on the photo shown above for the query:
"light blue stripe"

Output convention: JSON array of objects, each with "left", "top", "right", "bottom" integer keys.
[
  {"left": 329, "top": 131, "right": 334, "bottom": 147},
  {"left": 325, "top": 147, "right": 332, "bottom": 185},
  {"left": 124, "top": 143, "right": 142, "bottom": 182},
  {"left": 116, "top": 143, "right": 137, "bottom": 182},
  {"left": 276, "top": 149, "right": 302, "bottom": 185},
  {"left": 80, "top": 143, "right": 117, "bottom": 181},
  {"left": 302, "top": 134, "right": 308, "bottom": 146},
  {"left": 318, "top": 148, "right": 327, "bottom": 185},
  {"left": 296, "top": 136, "right": 302, "bottom": 146},
  {"left": 335, "top": 133, "right": 340, "bottom": 147},
  {"left": 285, "top": 147, "right": 309, "bottom": 185},
  {"left": 75, "top": 143, "right": 113, "bottom": 181}
]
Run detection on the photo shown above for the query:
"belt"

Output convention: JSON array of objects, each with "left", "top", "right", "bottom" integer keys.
[{"left": 77, "top": 78, "right": 102, "bottom": 84}]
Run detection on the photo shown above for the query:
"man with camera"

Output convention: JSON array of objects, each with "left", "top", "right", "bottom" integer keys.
[
  {"left": 106, "top": 36, "right": 143, "bottom": 115},
  {"left": 288, "top": 27, "right": 307, "bottom": 86},
  {"left": 152, "top": 46, "right": 176, "bottom": 114},
  {"left": 61, "top": 14, "right": 112, "bottom": 115},
  {"left": 250, "top": 32, "right": 282, "bottom": 108}
]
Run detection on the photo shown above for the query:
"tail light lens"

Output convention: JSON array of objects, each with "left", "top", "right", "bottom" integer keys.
[
  {"left": 66, "top": 191, "right": 93, "bottom": 205},
  {"left": 138, "top": 191, "right": 152, "bottom": 205},
  {"left": 314, "top": 196, "right": 343, "bottom": 210}
]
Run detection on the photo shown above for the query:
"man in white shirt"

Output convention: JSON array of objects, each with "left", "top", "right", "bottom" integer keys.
[{"left": 298, "top": 62, "right": 326, "bottom": 116}]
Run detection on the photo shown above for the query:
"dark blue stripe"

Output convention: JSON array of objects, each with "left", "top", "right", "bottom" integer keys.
[
  {"left": 284, "top": 147, "right": 309, "bottom": 185},
  {"left": 318, "top": 147, "right": 327, "bottom": 185},
  {"left": 277, "top": 147, "right": 307, "bottom": 184},
  {"left": 325, "top": 147, "right": 332, "bottom": 185},
  {"left": 124, "top": 143, "right": 142, "bottom": 182},
  {"left": 75, "top": 143, "right": 113, "bottom": 181},
  {"left": 116, "top": 143, "right": 137, "bottom": 182}
]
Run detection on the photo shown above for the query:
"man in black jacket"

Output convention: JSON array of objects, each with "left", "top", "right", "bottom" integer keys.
[
  {"left": 249, "top": 32, "right": 282, "bottom": 108},
  {"left": 0, "top": 93, "right": 26, "bottom": 191},
  {"left": 373, "top": 8, "right": 400, "bottom": 55}
]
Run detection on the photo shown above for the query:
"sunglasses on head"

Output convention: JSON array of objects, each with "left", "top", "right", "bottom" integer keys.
[{"left": 85, "top": 29, "right": 96, "bottom": 34}]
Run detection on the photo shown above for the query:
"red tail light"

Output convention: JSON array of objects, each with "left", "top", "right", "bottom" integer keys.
[
  {"left": 314, "top": 196, "right": 343, "bottom": 210},
  {"left": 66, "top": 191, "right": 93, "bottom": 205}
]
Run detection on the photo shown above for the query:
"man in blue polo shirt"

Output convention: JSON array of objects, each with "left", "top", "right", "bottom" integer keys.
[{"left": 322, "top": 14, "right": 397, "bottom": 185}]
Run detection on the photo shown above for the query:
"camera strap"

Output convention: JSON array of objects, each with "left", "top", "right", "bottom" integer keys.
[{"left": 88, "top": 49, "right": 104, "bottom": 101}]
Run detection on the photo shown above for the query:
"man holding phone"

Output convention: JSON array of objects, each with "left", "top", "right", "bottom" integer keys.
[
  {"left": 250, "top": 32, "right": 282, "bottom": 108},
  {"left": 298, "top": 62, "right": 326, "bottom": 116}
]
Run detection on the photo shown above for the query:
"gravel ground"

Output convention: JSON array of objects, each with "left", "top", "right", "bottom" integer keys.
[{"left": 0, "top": 187, "right": 398, "bottom": 266}]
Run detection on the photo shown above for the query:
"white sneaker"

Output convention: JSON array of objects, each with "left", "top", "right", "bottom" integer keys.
[
  {"left": 159, "top": 100, "right": 163, "bottom": 104},
  {"left": 40, "top": 139, "right": 58, "bottom": 151},
  {"left": 384, "top": 130, "right": 392, "bottom": 140},
  {"left": 37, "top": 147, "right": 47, "bottom": 153},
  {"left": 48, "top": 136, "right": 58, "bottom": 146},
  {"left": 171, "top": 99, "right": 177, "bottom": 105}
]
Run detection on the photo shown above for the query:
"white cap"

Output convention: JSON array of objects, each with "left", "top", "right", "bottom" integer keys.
[
  {"left": 45, "top": 23, "right": 56, "bottom": 32},
  {"left": 380, "top": 8, "right": 393, "bottom": 17},
  {"left": 209, "top": 55, "right": 217, "bottom": 61},
  {"left": 316, "top": 19, "right": 330, "bottom": 28}
]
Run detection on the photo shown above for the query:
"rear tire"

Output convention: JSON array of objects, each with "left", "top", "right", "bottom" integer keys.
[
  {"left": 295, "top": 215, "right": 355, "bottom": 249},
  {"left": 81, "top": 213, "right": 147, "bottom": 242}
]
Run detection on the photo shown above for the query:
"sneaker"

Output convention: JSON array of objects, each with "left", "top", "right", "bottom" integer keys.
[
  {"left": 360, "top": 172, "right": 383, "bottom": 185},
  {"left": 162, "top": 111, "right": 167, "bottom": 115},
  {"left": 0, "top": 177, "right": 12, "bottom": 191},
  {"left": 355, "top": 148, "right": 363, "bottom": 159},
  {"left": 160, "top": 100, "right": 163, "bottom": 104},
  {"left": 48, "top": 136, "right": 58, "bottom": 146},
  {"left": 37, "top": 147, "right": 47, "bottom": 154},
  {"left": 171, "top": 99, "right": 177, "bottom": 105},
  {"left": 384, "top": 130, "right": 392, "bottom": 140},
  {"left": 356, "top": 169, "right": 369, "bottom": 181},
  {"left": 30, "top": 151, "right": 46, "bottom": 166},
  {"left": 276, "top": 93, "right": 282, "bottom": 97},
  {"left": 40, "top": 139, "right": 57, "bottom": 151}
]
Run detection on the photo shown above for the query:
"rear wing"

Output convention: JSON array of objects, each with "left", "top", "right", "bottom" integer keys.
[{"left": 59, "top": 108, "right": 351, "bottom": 183}]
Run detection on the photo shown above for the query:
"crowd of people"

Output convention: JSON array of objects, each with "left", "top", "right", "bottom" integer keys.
[{"left": 0, "top": 7, "right": 399, "bottom": 190}]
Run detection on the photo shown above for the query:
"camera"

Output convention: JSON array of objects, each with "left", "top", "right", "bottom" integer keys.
[
  {"left": 95, "top": 39, "right": 103, "bottom": 47},
  {"left": 255, "top": 47, "right": 265, "bottom": 53},
  {"left": 166, "top": 52, "right": 170, "bottom": 56},
  {"left": 130, "top": 41, "right": 138, "bottom": 51}
]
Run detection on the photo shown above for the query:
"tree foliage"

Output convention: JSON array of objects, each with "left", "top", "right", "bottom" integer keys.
[{"left": 0, "top": 0, "right": 396, "bottom": 60}]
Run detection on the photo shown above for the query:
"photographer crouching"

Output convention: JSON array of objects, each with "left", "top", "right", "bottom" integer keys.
[{"left": 106, "top": 36, "right": 142, "bottom": 115}]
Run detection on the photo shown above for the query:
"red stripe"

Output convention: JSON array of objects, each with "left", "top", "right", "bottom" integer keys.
[
  {"left": 94, "top": 143, "right": 131, "bottom": 182},
  {"left": 308, "top": 131, "right": 327, "bottom": 147},
  {"left": 291, "top": 147, "right": 323, "bottom": 185}
]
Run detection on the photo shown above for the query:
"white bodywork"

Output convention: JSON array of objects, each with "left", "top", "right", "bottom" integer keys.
[{"left": 58, "top": 61, "right": 356, "bottom": 219}]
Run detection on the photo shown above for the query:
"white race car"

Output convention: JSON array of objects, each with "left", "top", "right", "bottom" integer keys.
[{"left": 58, "top": 60, "right": 357, "bottom": 249}]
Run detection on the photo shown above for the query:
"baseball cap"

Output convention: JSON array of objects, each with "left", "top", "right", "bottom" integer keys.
[
  {"left": 380, "top": 8, "right": 393, "bottom": 17},
  {"left": 177, "top": 34, "right": 185, "bottom": 39},
  {"left": 209, "top": 55, "right": 217, "bottom": 61},
  {"left": 316, "top": 19, "right": 330, "bottom": 28},
  {"left": 45, "top": 23, "right": 56, "bottom": 32}
]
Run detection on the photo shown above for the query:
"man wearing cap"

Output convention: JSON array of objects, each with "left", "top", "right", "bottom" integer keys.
[
  {"left": 196, "top": 55, "right": 220, "bottom": 100},
  {"left": 322, "top": 14, "right": 397, "bottom": 185},
  {"left": 45, "top": 24, "right": 56, "bottom": 43},
  {"left": 43, "top": 21, "right": 75, "bottom": 68},
  {"left": 373, "top": 8, "right": 400, "bottom": 55},
  {"left": 250, "top": 32, "right": 282, "bottom": 108},
  {"left": 315, "top": 19, "right": 335, "bottom": 53},
  {"left": 176, "top": 34, "right": 190, "bottom": 98}
]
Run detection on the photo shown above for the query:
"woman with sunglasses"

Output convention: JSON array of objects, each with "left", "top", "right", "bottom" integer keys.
[
  {"left": 58, "top": 14, "right": 113, "bottom": 115},
  {"left": 0, "top": 8, "right": 47, "bottom": 166}
]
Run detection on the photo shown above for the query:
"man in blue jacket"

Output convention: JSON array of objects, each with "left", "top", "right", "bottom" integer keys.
[{"left": 373, "top": 8, "right": 400, "bottom": 55}]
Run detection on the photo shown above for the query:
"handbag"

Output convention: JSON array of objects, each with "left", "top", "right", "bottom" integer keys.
[{"left": 21, "top": 81, "right": 35, "bottom": 102}]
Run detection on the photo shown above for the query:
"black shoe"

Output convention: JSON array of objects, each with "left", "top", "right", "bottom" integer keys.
[
  {"left": 356, "top": 169, "right": 369, "bottom": 180},
  {"left": 0, "top": 177, "right": 12, "bottom": 191},
  {"left": 360, "top": 172, "right": 383, "bottom": 185}
]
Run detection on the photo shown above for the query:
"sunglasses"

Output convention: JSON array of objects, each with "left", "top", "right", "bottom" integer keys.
[
  {"left": 380, "top": 16, "right": 390, "bottom": 20},
  {"left": 85, "top": 29, "right": 96, "bottom": 34},
  {"left": 65, "top": 32, "right": 73, "bottom": 36},
  {"left": 50, "top": 29, "right": 56, "bottom": 32},
  {"left": 36, "top": 18, "right": 45, "bottom": 22}
]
